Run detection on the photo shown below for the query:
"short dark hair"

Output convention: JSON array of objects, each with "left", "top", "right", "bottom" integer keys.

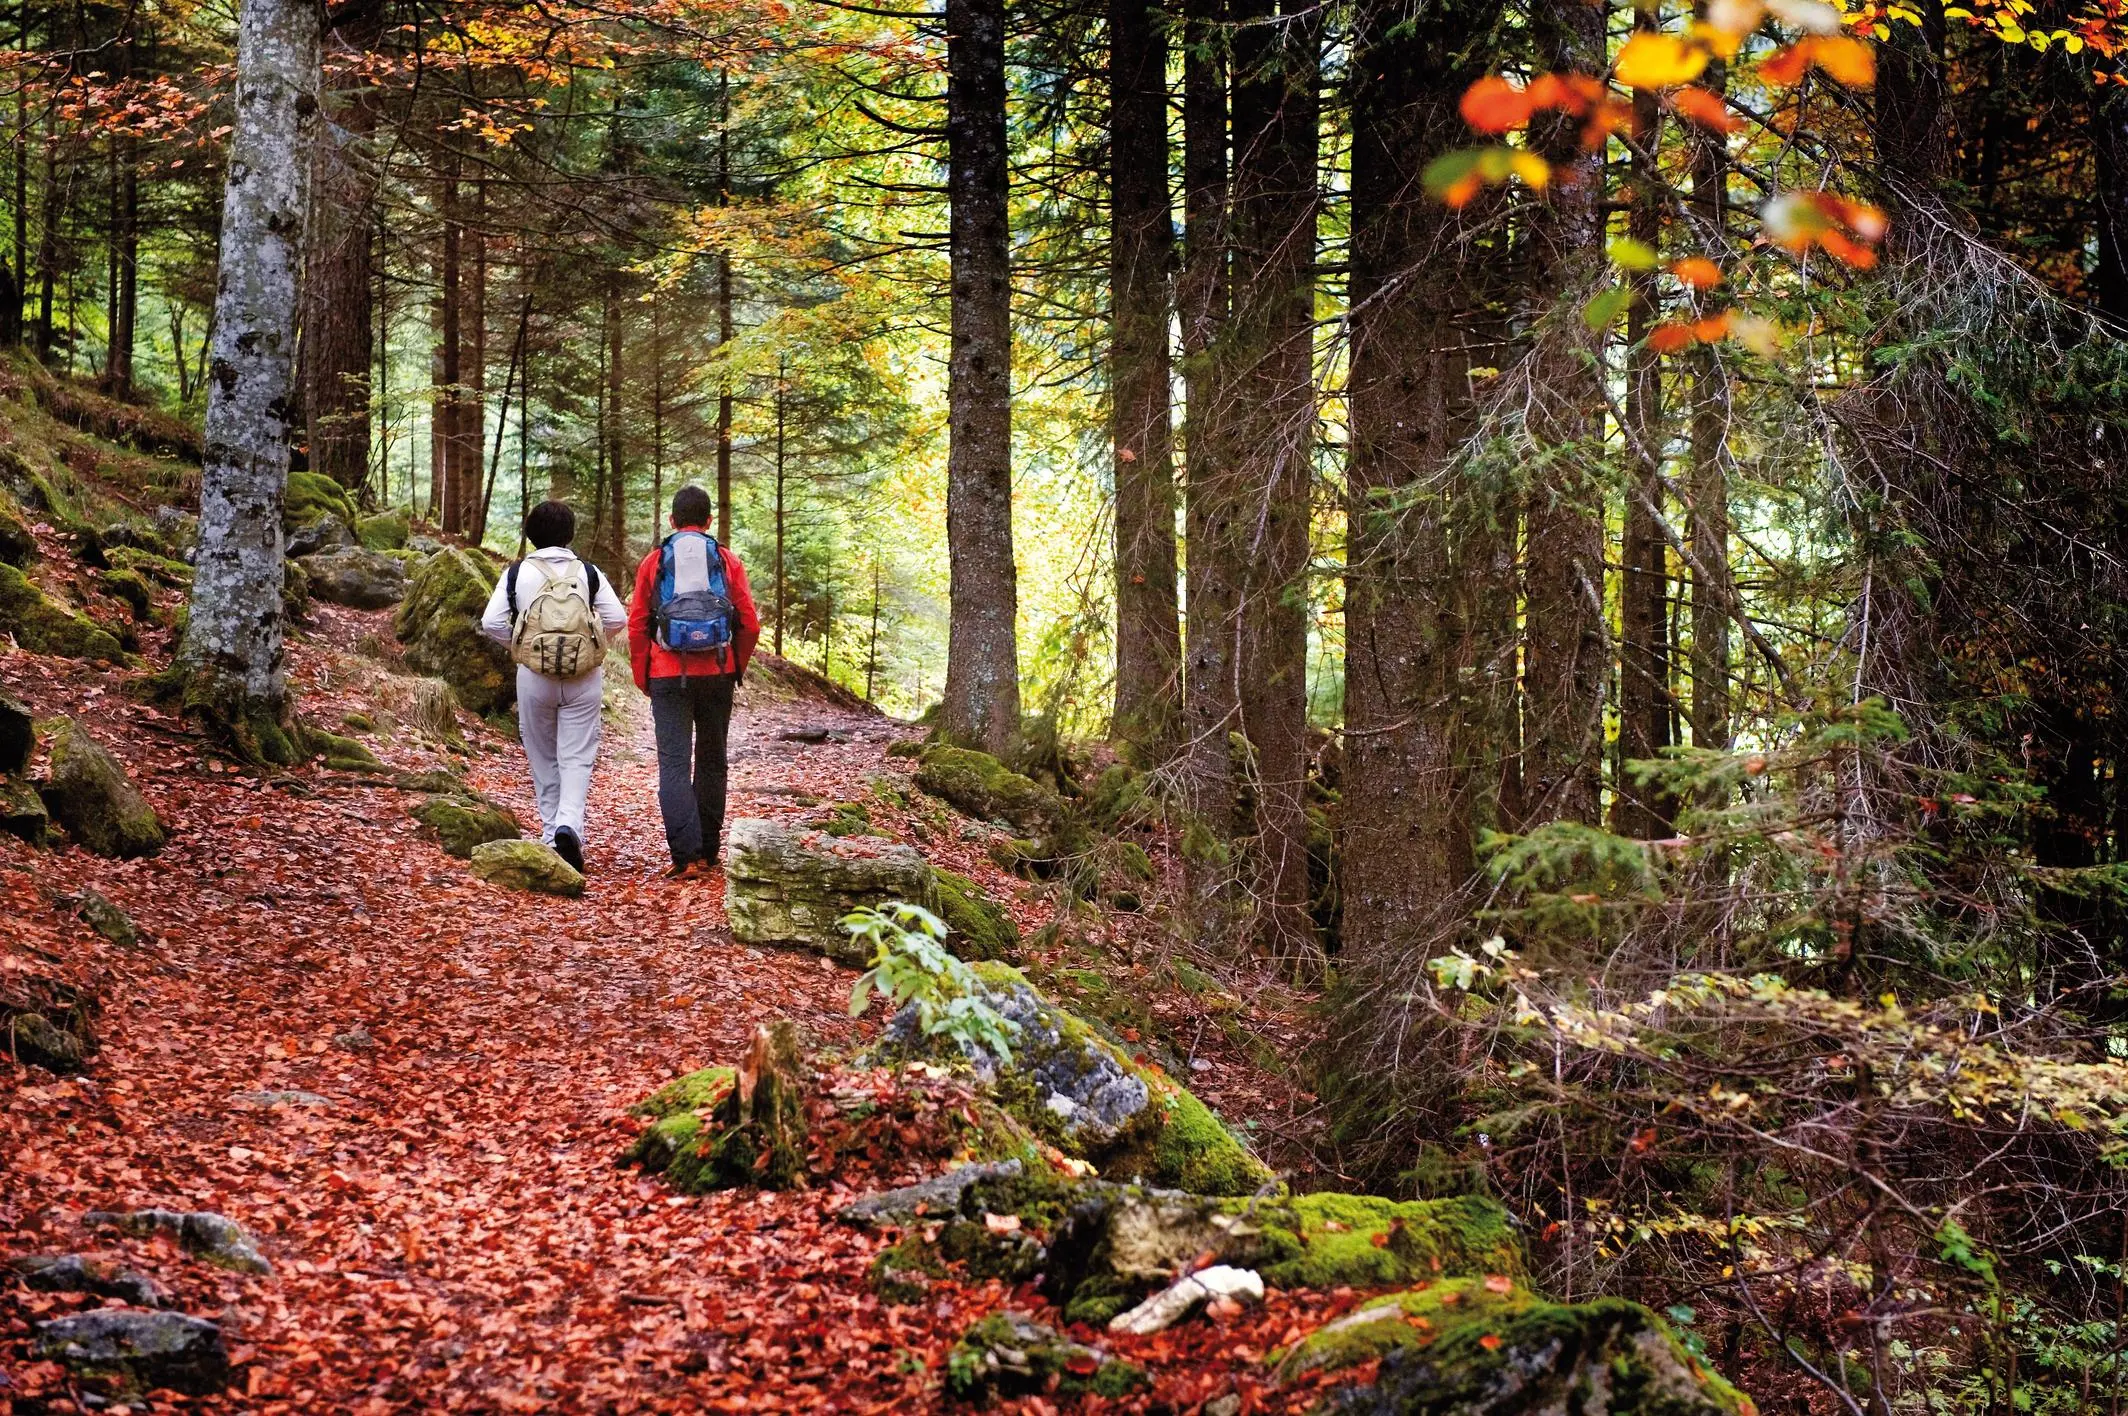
[
  {"left": 523, "top": 500, "right": 576, "bottom": 549},
  {"left": 671, "top": 485, "right": 712, "bottom": 529}
]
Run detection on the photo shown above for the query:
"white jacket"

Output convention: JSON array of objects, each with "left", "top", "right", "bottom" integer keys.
[{"left": 480, "top": 546, "right": 629, "bottom": 650}]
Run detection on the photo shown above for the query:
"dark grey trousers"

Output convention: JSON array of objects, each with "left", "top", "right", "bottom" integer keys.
[{"left": 649, "top": 674, "right": 736, "bottom": 866}]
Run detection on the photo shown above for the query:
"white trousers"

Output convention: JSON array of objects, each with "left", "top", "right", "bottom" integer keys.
[{"left": 516, "top": 665, "right": 604, "bottom": 844}]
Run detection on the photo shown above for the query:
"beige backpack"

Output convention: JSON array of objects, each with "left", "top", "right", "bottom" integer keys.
[{"left": 508, "top": 559, "right": 606, "bottom": 679}]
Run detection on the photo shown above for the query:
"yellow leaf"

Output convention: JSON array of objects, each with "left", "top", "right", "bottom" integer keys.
[
  {"left": 1508, "top": 149, "right": 1552, "bottom": 189},
  {"left": 1615, "top": 32, "right": 1711, "bottom": 89}
]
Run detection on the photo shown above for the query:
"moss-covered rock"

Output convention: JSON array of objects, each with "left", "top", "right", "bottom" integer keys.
[
  {"left": 8, "top": 1010, "right": 88, "bottom": 1072},
  {"left": 97, "top": 566, "right": 153, "bottom": 619},
  {"left": 0, "top": 691, "right": 30, "bottom": 772},
  {"left": 724, "top": 817, "right": 937, "bottom": 961},
  {"left": 1044, "top": 1190, "right": 1521, "bottom": 1328},
  {"left": 304, "top": 725, "right": 382, "bottom": 772},
  {"left": 876, "top": 962, "right": 1273, "bottom": 1196},
  {"left": 75, "top": 888, "right": 139, "bottom": 948},
  {"left": 622, "top": 1063, "right": 736, "bottom": 1173},
  {"left": 283, "top": 470, "right": 359, "bottom": 529},
  {"left": 409, "top": 794, "right": 521, "bottom": 857},
  {"left": 0, "top": 563, "right": 123, "bottom": 660},
  {"left": 32, "top": 1309, "right": 229, "bottom": 1399},
  {"left": 944, "top": 1312, "right": 1146, "bottom": 1405},
  {"left": 107, "top": 545, "right": 192, "bottom": 588},
  {"left": 356, "top": 509, "right": 411, "bottom": 551},
  {"left": 868, "top": 1234, "right": 946, "bottom": 1303},
  {"left": 819, "top": 800, "right": 881, "bottom": 837},
  {"left": 394, "top": 548, "right": 512, "bottom": 713},
  {"left": 0, "top": 490, "right": 38, "bottom": 567},
  {"left": 916, "top": 746, "right": 1063, "bottom": 832},
  {"left": 0, "top": 774, "right": 50, "bottom": 842},
  {"left": 39, "top": 716, "right": 164, "bottom": 857},
  {"left": 468, "top": 838, "right": 583, "bottom": 896},
  {"left": 1303, "top": 1279, "right": 1754, "bottom": 1416},
  {"left": 304, "top": 546, "right": 407, "bottom": 609},
  {"left": 932, "top": 868, "right": 1019, "bottom": 961}
]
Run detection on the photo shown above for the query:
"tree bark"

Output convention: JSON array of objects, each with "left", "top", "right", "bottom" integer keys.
[
  {"left": 1688, "top": 68, "right": 1732, "bottom": 755},
  {"left": 1179, "top": 0, "right": 1241, "bottom": 926},
  {"left": 170, "top": 0, "right": 319, "bottom": 761},
  {"left": 464, "top": 179, "right": 489, "bottom": 540},
  {"left": 942, "top": 0, "right": 1023, "bottom": 756},
  {"left": 1228, "top": 0, "right": 1319, "bottom": 970},
  {"left": 301, "top": 71, "right": 376, "bottom": 495},
  {"left": 436, "top": 148, "right": 465, "bottom": 534},
  {"left": 1615, "top": 16, "right": 1673, "bottom": 838},
  {"left": 1518, "top": 0, "right": 1608, "bottom": 828},
  {"left": 716, "top": 71, "right": 735, "bottom": 544},
  {"left": 1108, "top": 0, "right": 1182, "bottom": 752},
  {"left": 603, "top": 272, "right": 626, "bottom": 569},
  {"left": 1342, "top": 0, "right": 1504, "bottom": 970}
]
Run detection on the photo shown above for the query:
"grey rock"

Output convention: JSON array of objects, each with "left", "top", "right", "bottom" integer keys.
[
  {"left": 885, "top": 971, "right": 1149, "bottom": 1141},
  {"left": 840, "top": 1160, "right": 1024, "bottom": 1227},
  {"left": 152, "top": 507, "right": 200, "bottom": 561},
  {"left": 284, "top": 514, "right": 353, "bottom": 558},
  {"left": 302, "top": 546, "right": 407, "bottom": 609},
  {"left": 469, "top": 838, "right": 584, "bottom": 897},
  {"left": 0, "top": 774, "right": 49, "bottom": 843},
  {"left": 39, "top": 716, "right": 165, "bottom": 858},
  {"left": 12, "top": 1253, "right": 167, "bottom": 1307},
  {"left": 406, "top": 533, "right": 446, "bottom": 556},
  {"left": 332, "top": 1025, "right": 376, "bottom": 1052},
  {"left": 83, "top": 1209, "right": 273, "bottom": 1275},
  {"left": 723, "top": 817, "right": 937, "bottom": 962},
  {"left": 232, "top": 1089, "right": 332, "bottom": 1109},
  {"left": 76, "top": 888, "right": 139, "bottom": 948},
  {"left": 9, "top": 1011, "right": 87, "bottom": 1072},
  {"left": 34, "top": 1309, "right": 228, "bottom": 1396}
]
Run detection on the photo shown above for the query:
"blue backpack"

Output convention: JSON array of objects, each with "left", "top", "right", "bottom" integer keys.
[{"left": 654, "top": 531, "right": 736, "bottom": 665}]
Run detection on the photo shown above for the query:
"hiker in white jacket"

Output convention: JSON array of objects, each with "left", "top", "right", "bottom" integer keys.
[{"left": 480, "top": 500, "right": 628, "bottom": 873}]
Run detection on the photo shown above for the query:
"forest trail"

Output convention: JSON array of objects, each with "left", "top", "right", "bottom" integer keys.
[{"left": 4, "top": 604, "right": 1318, "bottom": 1413}]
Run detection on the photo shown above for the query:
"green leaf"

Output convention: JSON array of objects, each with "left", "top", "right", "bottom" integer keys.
[
  {"left": 1584, "top": 286, "right": 1632, "bottom": 330},
  {"left": 1608, "top": 236, "right": 1660, "bottom": 270}
]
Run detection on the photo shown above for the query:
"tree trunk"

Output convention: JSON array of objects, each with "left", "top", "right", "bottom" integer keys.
[
  {"left": 436, "top": 149, "right": 465, "bottom": 534},
  {"left": 1688, "top": 70, "right": 1732, "bottom": 755},
  {"left": 1179, "top": 0, "right": 1240, "bottom": 925},
  {"left": 1518, "top": 0, "right": 1608, "bottom": 828},
  {"left": 604, "top": 273, "right": 626, "bottom": 569},
  {"left": 941, "top": 0, "right": 1023, "bottom": 756},
  {"left": 1109, "top": 0, "right": 1182, "bottom": 752},
  {"left": 34, "top": 108, "right": 56, "bottom": 363},
  {"left": 302, "top": 79, "right": 375, "bottom": 496},
  {"left": 1342, "top": 0, "right": 1502, "bottom": 970},
  {"left": 169, "top": 0, "right": 319, "bottom": 762},
  {"left": 1615, "top": 22, "right": 1673, "bottom": 839},
  {"left": 464, "top": 180, "right": 489, "bottom": 541},
  {"left": 716, "top": 71, "right": 735, "bottom": 544},
  {"left": 774, "top": 361, "right": 788, "bottom": 656},
  {"left": 1228, "top": 0, "right": 1319, "bottom": 971}
]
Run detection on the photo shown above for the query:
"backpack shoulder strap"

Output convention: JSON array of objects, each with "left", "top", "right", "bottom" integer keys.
[
  {"left": 506, "top": 561, "right": 522, "bottom": 618},
  {"left": 585, "top": 564, "right": 601, "bottom": 602}
]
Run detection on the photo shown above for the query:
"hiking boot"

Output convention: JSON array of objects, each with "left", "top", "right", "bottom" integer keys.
[
  {"left": 554, "top": 826, "right": 585, "bottom": 874},
  {"left": 662, "top": 857, "right": 699, "bottom": 881}
]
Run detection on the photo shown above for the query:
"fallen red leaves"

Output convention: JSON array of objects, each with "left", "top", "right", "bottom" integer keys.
[{"left": 1, "top": 607, "right": 1341, "bottom": 1413}]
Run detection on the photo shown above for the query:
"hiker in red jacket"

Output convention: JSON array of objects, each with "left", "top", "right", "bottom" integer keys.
[{"left": 629, "top": 485, "right": 762, "bottom": 879}]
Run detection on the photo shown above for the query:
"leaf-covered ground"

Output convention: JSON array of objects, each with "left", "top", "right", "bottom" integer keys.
[{"left": 2, "top": 604, "right": 1338, "bottom": 1413}]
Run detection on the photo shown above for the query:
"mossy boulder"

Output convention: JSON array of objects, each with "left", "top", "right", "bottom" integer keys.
[
  {"left": 1044, "top": 1190, "right": 1522, "bottom": 1328},
  {"left": 304, "top": 546, "right": 407, "bottom": 609},
  {"left": 394, "top": 548, "right": 512, "bottom": 712},
  {"left": 944, "top": 1312, "right": 1146, "bottom": 1404},
  {"left": 304, "top": 725, "right": 382, "bottom": 772},
  {"left": 285, "top": 514, "right": 353, "bottom": 558},
  {"left": 0, "top": 491, "right": 37, "bottom": 566},
  {"left": 283, "top": 556, "right": 311, "bottom": 622},
  {"left": 0, "top": 563, "right": 122, "bottom": 660},
  {"left": 468, "top": 838, "right": 583, "bottom": 896},
  {"left": 39, "top": 716, "right": 164, "bottom": 857},
  {"left": 1303, "top": 1279, "right": 1754, "bottom": 1416},
  {"left": 98, "top": 566, "right": 153, "bottom": 619},
  {"left": 818, "top": 800, "right": 881, "bottom": 837},
  {"left": 409, "top": 794, "right": 521, "bottom": 857},
  {"left": 283, "top": 470, "right": 358, "bottom": 529},
  {"left": 33, "top": 1310, "right": 229, "bottom": 1399},
  {"left": 1, "top": 691, "right": 30, "bottom": 772},
  {"left": 1, "top": 774, "right": 50, "bottom": 842},
  {"left": 9, "top": 1010, "right": 88, "bottom": 1071},
  {"left": 932, "top": 868, "right": 1018, "bottom": 961},
  {"left": 356, "top": 508, "right": 411, "bottom": 551},
  {"left": 916, "top": 746, "right": 1063, "bottom": 832},
  {"left": 876, "top": 962, "right": 1273, "bottom": 1197},
  {"left": 724, "top": 816, "right": 938, "bottom": 962},
  {"left": 107, "top": 545, "right": 192, "bottom": 588},
  {"left": 623, "top": 1066, "right": 737, "bottom": 1172},
  {"left": 76, "top": 888, "right": 139, "bottom": 948}
]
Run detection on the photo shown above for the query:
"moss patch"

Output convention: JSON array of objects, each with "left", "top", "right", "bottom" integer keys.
[
  {"left": 394, "top": 549, "right": 512, "bottom": 713},
  {"left": 915, "top": 745, "right": 1062, "bottom": 832},
  {"left": 944, "top": 1312, "right": 1146, "bottom": 1404},
  {"left": 39, "top": 716, "right": 164, "bottom": 858},
  {"left": 630, "top": 1065, "right": 738, "bottom": 1121},
  {"left": 932, "top": 868, "right": 1018, "bottom": 961},
  {"left": 1250, "top": 1192, "right": 1522, "bottom": 1291},
  {"left": 0, "top": 564, "right": 123, "bottom": 660},
  {"left": 1297, "top": 1279, "right": 1754, "bottom": 1415},
  {"left": 284, "top": 470, "right": 358, "bottom": 529},
  {"left": 356, "top": 509, "right": 411, "bottom": 551},
  {"left": 408, "top": 795, "right": 521, "bottom": 858}
]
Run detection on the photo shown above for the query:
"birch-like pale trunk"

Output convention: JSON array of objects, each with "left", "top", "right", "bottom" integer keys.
[{"left": 173, "top": 0, "right": 319, "bottom": 758}]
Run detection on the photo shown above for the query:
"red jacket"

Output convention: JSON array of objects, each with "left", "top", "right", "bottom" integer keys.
[{"left": 629, "top": 533, "right": 762, "bottom": 689}]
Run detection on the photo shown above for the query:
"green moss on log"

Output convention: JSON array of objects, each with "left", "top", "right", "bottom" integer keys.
[{"left": 916, "top": 745, "right": 1062, "bottom": 831}]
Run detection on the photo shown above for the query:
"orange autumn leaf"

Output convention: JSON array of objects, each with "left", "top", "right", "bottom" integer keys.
[
  {"left": 1759, "top": 42, "right": 1811, "bottom": 84},
  {"left": 1809, "top": 35, "right": 1876, "bottom": 87},
  {"left": 1479, "top": 1333, "right": 1505, "bottom": 1351},
  {"left": 1671, "top": 256, "right": 1724, "bottom": 289},
  {"left": 1671, "top": 85, "right": 1744, "bottom": 136},
  {"left": 1647, "top": 322, "right": 1698, "bottom": 354},
  {"left": 1461, "top": 75, "right": 1531, "bottom": 133},
  {"left": 1442, "top": 171, "right": 1484, "bottom": 208},
  {"left": 1615, "top": 31, "right": 1711, "bottom": 88},
  {"left": 1691, "top": 312, "right": 1733, "bottom": 341},
  {"left": 1483, "top": 1274, "right": 1515, "bottom": 1294}
]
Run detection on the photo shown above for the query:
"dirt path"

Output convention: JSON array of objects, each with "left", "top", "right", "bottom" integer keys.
[{"left": 4, "top": 649, "right": 1027, "bottom": 1412}]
